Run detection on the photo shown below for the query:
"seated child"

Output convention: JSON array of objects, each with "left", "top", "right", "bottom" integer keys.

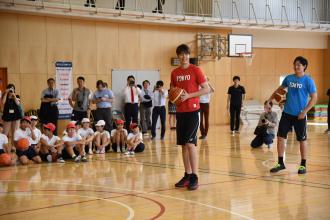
[
  {"left": 0, "top": 123, "right": 10, "bottom": 154},
  {"left": 111, "top": 119, "right": 127, "bottom": 153},
  {"left": 77, "top": 118, "right": 94, "bottom": 155},
  {"left": 62, "top": 123, "right": 87, "bottom": 162},
  {"left": 125, "top": 123, "right": 145, "bottom": 155},
  {"left": 40, "top": 123, "right": 65, "bottom": 163},
  {"left": 94, "top": 120, "right": 110, "bottom": 154},
  {"left": 14, "top": 116, "right": 42, "bottom": 165},
  {"left": 29, "top": 116, "right": 42, "bottom": 154}
]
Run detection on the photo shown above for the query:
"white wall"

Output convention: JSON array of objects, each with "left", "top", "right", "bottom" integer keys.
[{"left": 232, "top": 28, "right": 329, "bottom": 49}]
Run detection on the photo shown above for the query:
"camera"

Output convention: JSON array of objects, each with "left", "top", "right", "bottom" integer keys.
[
  {"left": 129, "top": 80, "right": 135, "bottom": 86},
  {"left": 262, "top": 119, "right": 266, "bottom": 123},
  {"left": 155, "top": 85, "right": 160, "bottom": 89}
]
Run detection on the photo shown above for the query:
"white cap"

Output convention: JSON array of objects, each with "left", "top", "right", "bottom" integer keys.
[
  {"left": 95, "top": 120, "right": 106, "bottom": 127},
  {"left": 81, "top": 118, "right": 90, "bottom": 123},
  {"left": 30, "top": 115, "right": 38, "bottom": 120}
]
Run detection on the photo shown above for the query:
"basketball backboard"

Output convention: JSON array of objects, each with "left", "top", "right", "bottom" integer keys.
[{"left": 228, "top": 34, "right": 253, "bottom": 57}]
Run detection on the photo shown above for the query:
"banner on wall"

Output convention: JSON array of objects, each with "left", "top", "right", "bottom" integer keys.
[{"left": 55, "top": 61, "right": 72, "bottom": 119}]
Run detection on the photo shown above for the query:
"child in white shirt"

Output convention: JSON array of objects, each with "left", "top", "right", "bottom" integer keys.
[
  {"left": 62, "top": 123, "right": 87, "bottom": 162},
  {"left": 94, "top": 120, "right": 110, "bottom": 154},
  {"left": 111, "top": 119, "right": 127, "bottom": 153},
  {"left": 78, "top": 118, "right": 94, "bottom": 155},
  {"left": 0, "top": 123, "right": 10, "bottom": 154},
  {"left": 30, "top": 116, "right": 42, "bottom": 154},
  {"left": 125, "top": 123, "right": 145, "bottom": 155},
  {"left": 40, "top": 123, "right": 65, "bottom": 163}
]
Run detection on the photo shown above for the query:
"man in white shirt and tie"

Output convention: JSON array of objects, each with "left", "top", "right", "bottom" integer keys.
[
  {"left": 140, "top": 80, "right": 153, "bottom": 134},
  {"left": 151, "top": 80, "right": 168, "bottom": 140},
  {"left": 124, "top": 75, "right": 141, "bottom": 130}
]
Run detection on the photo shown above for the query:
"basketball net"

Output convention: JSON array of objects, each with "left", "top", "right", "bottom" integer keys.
[{"left": 238, "top": 52, "right": 254, "bottom": 66}]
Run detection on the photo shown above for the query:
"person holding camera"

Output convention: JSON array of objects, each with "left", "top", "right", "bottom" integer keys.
[
  {"left": 251, "top": 101, "right": 278, "bottom": 148},
  {"left": 69, "top": 76, "right": 91, "bottom": 123},
  {"left": 140, "top": 80, "right": 153, "bottom": 134},
  {"left": 40, "top": 78, "right": 61, "bottom": 135},
  {"left": 123, "top": 75, "right": 141, "bottom": 131},
  {"left": 151, "top": 80, "right": 168, "bottom": 140},
  {"left": 92, "top": 80, "right": 114, "bottom": 132},
  {"left": 1, "top": 84, "right": 23, "bottom": 145}
]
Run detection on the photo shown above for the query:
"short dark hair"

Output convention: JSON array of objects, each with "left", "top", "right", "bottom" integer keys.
[
  {"left": 96, "top": 80, "right": 104, "bottom": 87},
  {"left": 264, "top": 100, "right": 273, "bottom": 107},
  {"left": 233, "top": 76, "right": 240, "bottom": 81},
  {"left": 176, "top": 44, "right": 190, "bottom": 55},
  {"left": 142, "top": 80, "right": 150, "bottom": 85},
  {"left": 127, "top": 75, "right": 135, "bottom": 81},
  {"left": 293, "top": 56, "right": 308, "bottom": 71},
  {"left": 47, "top": 78, "right": 55, "bottom": 83},
  {"left": 77, "top": 76, "right": 85, "bottom": 81},
  {"left": 156, "top": 80, "right": 164, "bottom": 87},
  {"left": 6, "top": 84, "right": 15, "bottom": 90}
]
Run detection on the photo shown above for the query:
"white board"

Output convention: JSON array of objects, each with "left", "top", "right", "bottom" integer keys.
[
  {"left": 111, "top": 69, "right": 160, "bottom": 112},
  {"left": 228, "top": 34, "right": 253, "bottom": 57}
]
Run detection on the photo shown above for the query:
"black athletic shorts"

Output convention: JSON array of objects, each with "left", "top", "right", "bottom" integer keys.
[
  {"left": 176, "top": 110, "right": 200, "bottom": 146},
  {"left": 16, "top": 146, "right": 38, "bottom": 160},
  {"left": 277, "top": 112, "right": 307, "bottom": 141}
]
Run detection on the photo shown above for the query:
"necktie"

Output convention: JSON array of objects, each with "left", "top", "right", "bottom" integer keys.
[{"left": 130, "top": 87, "right": 134, "bottom": 103}]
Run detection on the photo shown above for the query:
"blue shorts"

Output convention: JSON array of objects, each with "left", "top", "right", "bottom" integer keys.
[{"left": 16, "top": 146, "right": 38, "bottom": 160}]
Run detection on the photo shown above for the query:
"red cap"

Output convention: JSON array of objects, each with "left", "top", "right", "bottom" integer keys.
[
  {"left": 43, "top": 123, "right": 56, "bottom": 132},
  {"left": 66, "top": 123, "right": 76, "bottom": 129},
  {"left": 116, "top": 119, "right": 125, "bottom": 125},
  {"left": 129, "top": 123, "right": 138, "bottom": 130},
  {"left": 21, "top": 116, "right": 31, "bottom": 123}
]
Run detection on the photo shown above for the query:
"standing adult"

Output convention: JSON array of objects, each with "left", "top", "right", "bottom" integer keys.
[
  {"left": 92, "top": 80, "right": 114, "bottom": 132},
  {"left": 140, "top": 80, "right": 152, "bottom": 134},
  {"left": 227, "top": 76, "right": 246, "bottom": 135},
  {"left": 69, "top": 76, "right": 91, "bottom": 123},
  {"left": 171, "top": 44, "right": 210, "bottom": 190},
  {"left": 123, "top": 75, "right": 141, "bottom": 130},
  {"left": 40, "top": 78, "right": 60, "bottom": 135},
  {"left": 325, "top": 88, "right": 330, "bottom": 134},
  {"left": 199, "top": 77, "right": 215, "bottom": 140},
  {"left": 1, "top": 84, "right": 23, "bottom": 145},
  {"left": 268, "top": 56, "right": 317, "bottom": 174},
  {"left": 151, "top": 80, "right": 168, "bottom": 140}
]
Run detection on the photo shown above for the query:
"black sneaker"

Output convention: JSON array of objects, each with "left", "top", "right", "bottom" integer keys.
[
  {"left": 175, "top": 173, "right": 190, "bottom": 188},
  {"left": 187, "top": 173, "right": 198, "bottom": 190},
  {"left": 270, "top": 163, "right": 286, "bottom": 173},
  {"left": 298, "top": 166, "right": 306, "bottom": 174}
]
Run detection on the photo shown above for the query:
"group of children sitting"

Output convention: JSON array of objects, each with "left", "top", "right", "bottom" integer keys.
[{"left": 0, "top": 116, "right": 145, "bottom": 165}]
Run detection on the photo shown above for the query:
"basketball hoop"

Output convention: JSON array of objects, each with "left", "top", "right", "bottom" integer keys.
[{"left": 238, "top": 52, "right": 254, "bottom": 66}]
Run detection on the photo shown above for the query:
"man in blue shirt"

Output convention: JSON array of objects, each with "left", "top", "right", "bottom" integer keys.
[
  {"left": 268, "top": 56, "right": 317, "bottom": 174},
  {"left": 92, "top": 80, "right": 114, "bottom": 131}
]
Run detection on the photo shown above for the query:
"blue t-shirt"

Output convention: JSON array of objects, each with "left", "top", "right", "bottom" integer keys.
[
  {"left": 92, "top": 89, "right": 114, "bottom": 108},
  {"left": 281, "top": 74, "right": 316, "bottom": 116}
]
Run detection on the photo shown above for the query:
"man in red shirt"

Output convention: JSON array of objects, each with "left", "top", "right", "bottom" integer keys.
[{"left": 171, "top": 44, "right": 210, "bottom": 190}]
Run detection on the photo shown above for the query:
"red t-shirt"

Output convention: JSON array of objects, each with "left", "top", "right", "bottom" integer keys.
[{"left": 171, "top": 64, "right": 206, "bottom": 113}]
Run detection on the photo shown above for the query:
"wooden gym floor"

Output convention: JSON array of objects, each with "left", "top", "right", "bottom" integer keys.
[{"left": 0, "top": 124, "right": 329, "bottom": 220}]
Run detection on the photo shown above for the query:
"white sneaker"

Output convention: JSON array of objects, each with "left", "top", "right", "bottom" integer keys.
[
  {"left": 75, "top": 155, "right": 81, "bottom": 162},
  {"left": 268, "top": 144, "right": 273, "bottom": 148},
  {"left": 100, "top": 148, "right": 105, "bottom": 154},
  {"left": 88, "top": 149, "right": 93, "bottom": 155},
  {"left": 57, "top": 157, "right": 65, "bottom": 163},
  {"left": 124, "top": 151, "right": 130, "bottom": 155},
  {"left": 96, "top": 149, "right": 100, "bottom": 154},
  {"left": 46, "top": 154, "right": 52, "bottom": 163},
  {"left": 116, "top": 146, "right": 121, "bottom": 153},
  {"left": 231, "top": 131, "right": 235, "bottom": 135},
  {"left": 129, "top": 151, "right": 135, "bottom": 156}
]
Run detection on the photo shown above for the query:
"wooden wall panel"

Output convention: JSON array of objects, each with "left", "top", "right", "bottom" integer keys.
[
  {"left": 0, "top": 12, "right": 327, "bottom": 125},
  {"left": 72, "top": 20, "right": 97, "bottom": 75},
  {"left": 18, "top": 15, "right": 47, "bottom": 74}
]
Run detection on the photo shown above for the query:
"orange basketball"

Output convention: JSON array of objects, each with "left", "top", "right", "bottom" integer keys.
[
  {"left": 169, "top": 87, "right": 184, "bottom": 105},
  {"left": 273, "top": 88, "right": 287, "bottom": 103},
  {"left": 16, "top": 138, "right": 30, "bottom": 151},
  {"left": 0, "top": 153, "right": 12, "bottom": 166}
]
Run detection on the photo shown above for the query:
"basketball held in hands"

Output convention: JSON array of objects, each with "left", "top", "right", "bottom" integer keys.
[{"left": 169, "top": 87, "right": 184, "bottom": 106}]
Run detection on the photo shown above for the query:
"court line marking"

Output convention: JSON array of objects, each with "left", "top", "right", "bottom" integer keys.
[
  {"left": 0, "top": 192, "right": 135, "bottom": 220},
  {"left": 2, "top": 179, "right": 253, "bottom": 220}
]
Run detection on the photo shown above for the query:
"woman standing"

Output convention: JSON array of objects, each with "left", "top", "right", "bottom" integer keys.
[{"left": 1, "top": 84, "right": 23, "bottom": 145}]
